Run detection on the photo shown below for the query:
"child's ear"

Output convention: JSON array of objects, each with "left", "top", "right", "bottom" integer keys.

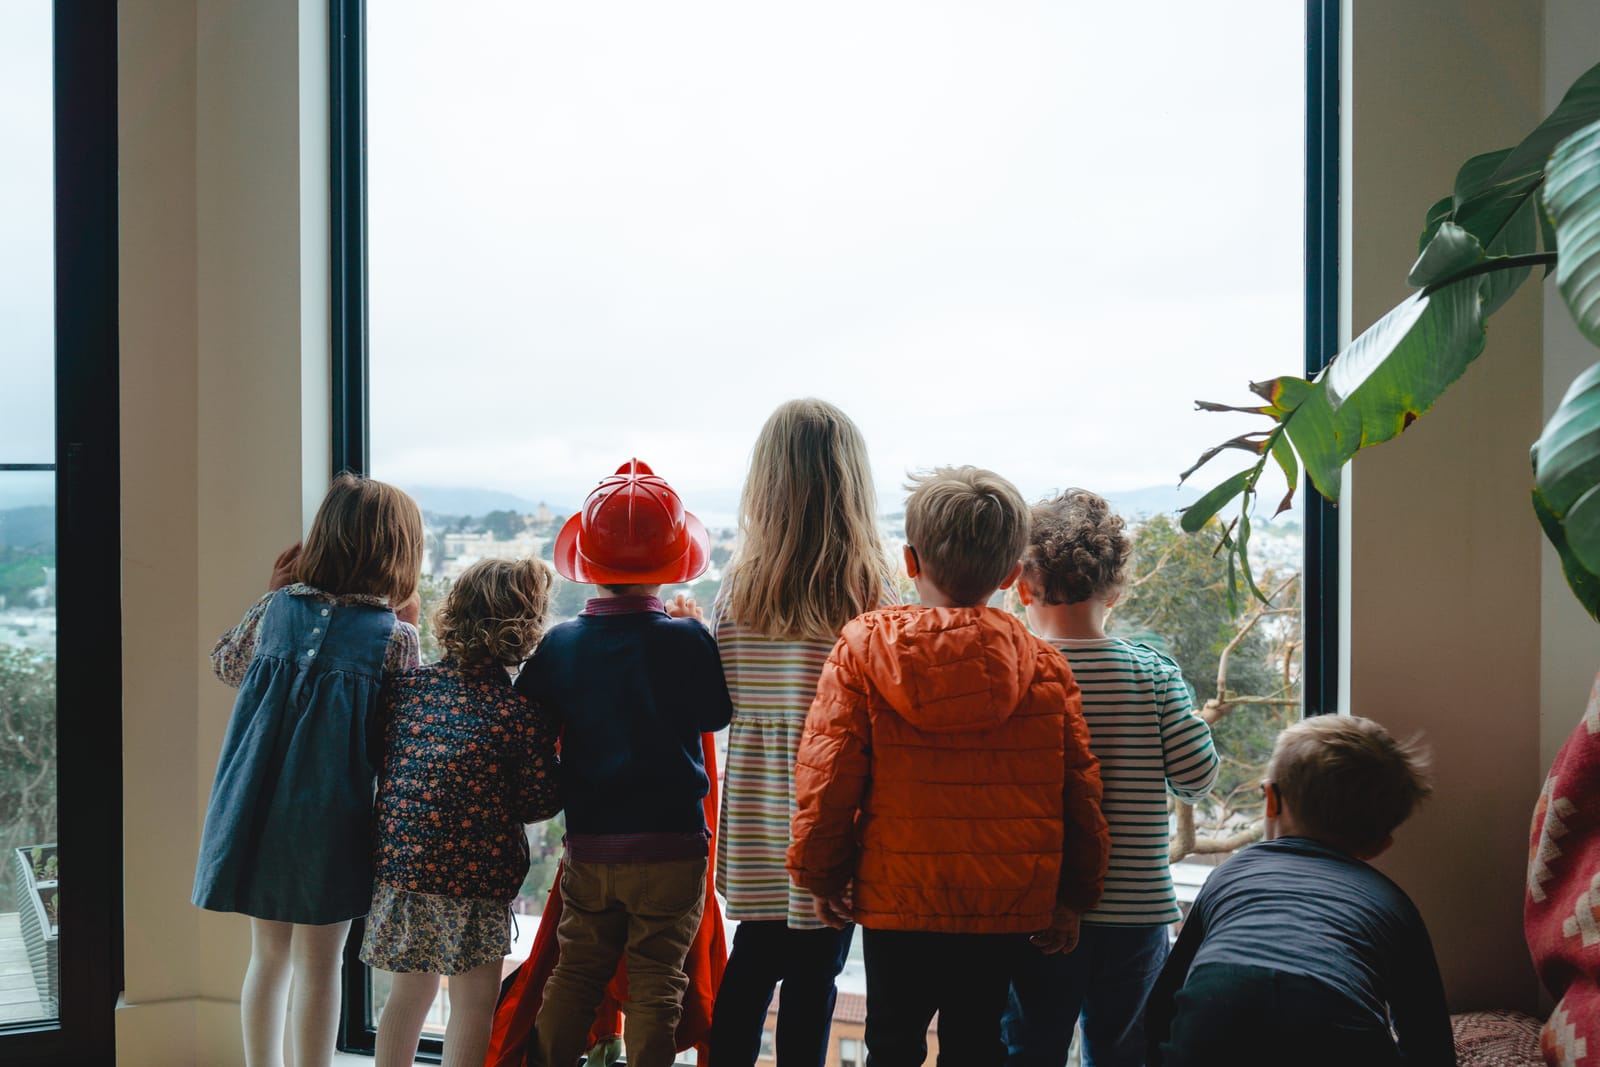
[
  {"left": 1016, "top": 577, "right": 1034, "bottom": 606},
  {"left": 1104, "top": 587, "right": 1121, "bottom": 609},
  {"left": 1361, "top": 834, "right": 1396, "bottom": 861},
  {"left": 998, "top": 561, "right": 1024, "bottom": 591},
  {"left": 903, "top": 544, "right": 920, "bottom": 579}
]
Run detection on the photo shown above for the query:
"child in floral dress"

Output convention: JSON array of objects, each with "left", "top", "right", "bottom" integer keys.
[{"left": 363, "top": 557, "right": 564, "bottom": 1067}]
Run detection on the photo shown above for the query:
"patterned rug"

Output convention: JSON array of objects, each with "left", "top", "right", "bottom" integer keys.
[{"left": 1452, "top": 1010, "right": 1546, "bottom": 1067}]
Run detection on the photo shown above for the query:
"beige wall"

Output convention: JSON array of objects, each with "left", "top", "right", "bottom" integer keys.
[
  {"left": 1344, "top": 0, "right": 1600, "bottom": 1014},
  {"left": 113, "top": 0, "right": 1595, "bottom": 1061},
  {"left": 119, "top": 0, "right": 329, "bottom": 1063}
]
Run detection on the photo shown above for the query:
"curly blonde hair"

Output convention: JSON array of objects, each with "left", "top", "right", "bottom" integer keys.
[
  {"left": 433, "top": 558, "right": 554, "bottom": 668},
  {"left": 1023, "top": 489, "right": 1130, "bottom": 605}
]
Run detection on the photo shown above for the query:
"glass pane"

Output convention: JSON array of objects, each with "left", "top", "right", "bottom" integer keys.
[
  {"left": 368, "top": 0, "right": 1304, "bottom": 1034},
  {"left": 0, "top": 2, "right": 56, "bottom": 464},
  {"left": 0, "top": 471, "right": 58, "bottom": 1026}
]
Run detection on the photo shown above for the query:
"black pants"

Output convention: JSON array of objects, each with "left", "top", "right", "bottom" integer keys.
[
  {"left": 1153, "top": 964, "right": 1404, "bottom": 1067},
  {"left": 863, "top": 929, "right": 1023, "bottom": 1067},
  {"left": 708, "top": 919, "right": 855, "bottom": 1067}
]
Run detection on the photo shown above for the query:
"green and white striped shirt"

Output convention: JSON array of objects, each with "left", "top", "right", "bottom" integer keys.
[{"left": 1050, "top": 636, "right": 1218, "bottom": 926}]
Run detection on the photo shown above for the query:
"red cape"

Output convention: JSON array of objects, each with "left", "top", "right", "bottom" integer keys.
[{"left": 485, "top": 732, "right": 727, "bottom": 1066}]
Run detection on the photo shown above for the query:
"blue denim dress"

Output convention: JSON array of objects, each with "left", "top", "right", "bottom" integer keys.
[{"left": 192, "top": 588, "right": 396, "bottom": 924}]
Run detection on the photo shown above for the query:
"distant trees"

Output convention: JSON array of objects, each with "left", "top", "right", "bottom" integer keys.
[
  {"left": 1110, "top": 514, "right": 1301, "bottom": 862},
  {"left": 0, "top": 647, "right": 56, "bottom": 902},
  {"left": 481, "top": 510, "right": 524, "bottom": 541},
  {"left": 0, "top": 549, "right": 54, "bottom": 609}
]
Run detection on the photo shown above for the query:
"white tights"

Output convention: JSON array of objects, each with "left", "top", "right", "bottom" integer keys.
[
  {"left": 242, "top": 918, "right": 350, "bottom": 1067},
  {"left": 374, "top": 960, "right": 504, "bottom": 1067}
]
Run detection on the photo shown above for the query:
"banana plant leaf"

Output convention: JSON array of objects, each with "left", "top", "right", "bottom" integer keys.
[
  {"left": 1181, "top": 60, "right": 1600, "bottom": 610},
  {"left": 1534, "top": 362, "right": 1600, "bottom": 583},
  {"left": 1545, "top": 116, "right": 1600, "bottom": 345}
]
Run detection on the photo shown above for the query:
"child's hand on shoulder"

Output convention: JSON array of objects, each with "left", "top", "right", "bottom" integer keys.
[
  {"left": 268, "top": 542, "right": 302, "bottom": 591},
  {"left": 664, "top": 592, "right": 704, "bottom": 621},
  {"left": 1030, "top": 907, "right": 1081, "bottom": 955}
]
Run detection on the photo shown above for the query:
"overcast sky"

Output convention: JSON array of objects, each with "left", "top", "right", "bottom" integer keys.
[
  {"left": 367, "top": 0, "right": 1305, "bottom": 516},
  {"left": 1, "top": 1, "right": 53, "bottom": 496},
  {"left": 1, "top": 3, "right": 1304, "bottom": 517}
]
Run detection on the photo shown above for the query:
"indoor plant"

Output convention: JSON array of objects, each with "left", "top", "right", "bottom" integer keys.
[{"left": 1182, "top": 59, "right": 1600, "bottom": 1066}]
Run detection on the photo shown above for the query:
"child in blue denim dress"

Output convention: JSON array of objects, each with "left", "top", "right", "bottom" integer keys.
[
  {"left": 193, "top": 473, "right": 425, "bottom": 1067},
  {"left": 362, "top": 557, "right": 564, "bottom": 1067}
]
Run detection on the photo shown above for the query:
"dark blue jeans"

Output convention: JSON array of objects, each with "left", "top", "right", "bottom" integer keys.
[
  {"left": 1003, "top": 923, "right": 1171, "bottom": 1067},
  {"left": 708, "top": 919, "right": 854, "bottom": 1067},
  {"left": 863, "top": 928, "right": 1024, "bottom": 1067},
  {"left": 1149, "top": 963, "right": 1404, "bottom": 1067}
]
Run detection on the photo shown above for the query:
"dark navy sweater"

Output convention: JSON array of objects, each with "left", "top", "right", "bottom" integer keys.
[
  {"left": 1146, "top": 836, "right": 1454, "bottom": 1064},
  {"left": 515, "top": 599, "right": 733, "bottom": 840}
]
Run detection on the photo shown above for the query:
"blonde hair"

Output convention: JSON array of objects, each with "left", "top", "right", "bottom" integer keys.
[
  {"left": 1268, "top": 715, "right": 1433, "bottom": 856},
  {"left": 904, "top": 466, "right": 1029, "bottom": 606},
  {"left": 296, "top": 473, "right": 424, "bottom": 604},
  {"left": 723, "top": 399, "right": 890, "bottom": 641},
  {"left": 434, "top": 558, "right": 554, "bottom": 667},
  {"left": 1024, "top": 489, "right": 1131, "bottom": 604}
]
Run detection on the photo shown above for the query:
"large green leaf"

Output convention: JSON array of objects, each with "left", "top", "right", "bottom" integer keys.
[
  {"left": 1532, "top": 482, "right": 1600, "bottom": 621},
  {"left": 1535, "top": 362, "right": 1600, "bottom": 578},
  {"left": 1180, "top": 468, "right": 1253, "bottom": 534},
  {"left": 1454, "top": 61, "right": 1600, "bottom": 244},
  {"left": 1407, "top": 223, "right": 1484, "bottom": 288},
  {"left": 1285, "top": 279, "right": 1488, "bottom": 500},
  {"left": 1545, "top": 117, "right": 1600, "bottom": 344}
]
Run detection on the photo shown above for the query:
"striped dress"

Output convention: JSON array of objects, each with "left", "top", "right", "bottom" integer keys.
[
  {"left": 711, "top": 598, "right": 837, "bottom": 929},
  {"left": 1050, "top": 636, "right": 1219, "bottom": 926}
]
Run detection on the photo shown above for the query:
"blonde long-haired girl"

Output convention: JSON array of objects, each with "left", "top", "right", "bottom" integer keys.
[{"left": 709, "top": 398, "right": 894, "bottom": 1067}]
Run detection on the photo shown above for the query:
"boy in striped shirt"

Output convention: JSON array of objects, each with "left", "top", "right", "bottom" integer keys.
[{"left": 1003, "top": 489, "right": 1219, "bottom": 1067}]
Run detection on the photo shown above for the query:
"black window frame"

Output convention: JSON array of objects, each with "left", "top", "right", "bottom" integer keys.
[
  {"left": 329, "top": 0, "right": 1341, "bottom": 1054},
  {"left": 0, "top": 2, "right": 124, "bottom": 1064}
]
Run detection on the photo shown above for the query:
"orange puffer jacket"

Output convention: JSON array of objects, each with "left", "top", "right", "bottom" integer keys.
[{"left": 787, "top": 605, "right": 1109, "bottom": 934}]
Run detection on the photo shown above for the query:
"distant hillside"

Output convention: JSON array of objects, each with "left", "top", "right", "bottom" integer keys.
[
  {"left": 1105, "top": 485, "right": 1203, "bottom": 518},
  {"left": 407, "top": 486, "right": 568, "bottom": 518},
  {"left": 0, "top": 506, "right": 54, "bottom": 549}
]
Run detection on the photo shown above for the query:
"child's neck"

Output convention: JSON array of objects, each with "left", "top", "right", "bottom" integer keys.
[
  {"left": 595, "top": 584, "right": 662, "bottom": 599},
  {"left": 1026, "top": 599, "right": 1109, "bottom": 641}
]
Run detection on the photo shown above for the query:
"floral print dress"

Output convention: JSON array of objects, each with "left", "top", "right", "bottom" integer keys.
[{"left": 361, "top": 657, "right": 562, "bottom": 975}]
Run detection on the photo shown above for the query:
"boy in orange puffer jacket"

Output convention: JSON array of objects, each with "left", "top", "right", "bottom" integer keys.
[{"left": 788, "top": 465, "right": 1111, "bottom": 1067}]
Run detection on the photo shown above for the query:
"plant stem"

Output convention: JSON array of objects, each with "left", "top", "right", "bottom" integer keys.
[{"left": 1421, "top": 251, "right": 1557, "bottom": 295}]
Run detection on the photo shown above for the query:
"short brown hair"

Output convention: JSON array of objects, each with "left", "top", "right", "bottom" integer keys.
[
  {"left": 434, "top": 558, "right": 555, "bottom": 667},
  {"left": 904, "top": 466, "right": 1029, "bottom": 606},
  {"left": 1024, "top": 489, "right": 1130, "bottom": 604},
  {"left": 296, "top": 473, "right": 425, "bottom": 604},
  {"left": 1268, "top": 715, "right": 1433, "bottom": 856}
]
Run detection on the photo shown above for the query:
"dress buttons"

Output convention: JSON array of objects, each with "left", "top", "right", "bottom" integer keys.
[
  {"left": 320, "top": 608, "right": 330, "bottom": 616},
  {"left": 307, "top": 649, "right": 317, "bottom": 657},
  {"left": 312, "top": 627, "right": 321, "bottom": 635}
]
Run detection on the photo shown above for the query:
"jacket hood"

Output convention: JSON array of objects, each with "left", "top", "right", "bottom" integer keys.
[{"left": 843, "top": 606, "right": 1041, "bottom": 732}]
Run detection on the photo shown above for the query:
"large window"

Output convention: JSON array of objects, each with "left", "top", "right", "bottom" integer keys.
[
  {"left": 337, "top": 1, "right": 1335, "bottom": 1055},
  {"left": 0, "top": 2, "right": 120, "bottom": 1062}
]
